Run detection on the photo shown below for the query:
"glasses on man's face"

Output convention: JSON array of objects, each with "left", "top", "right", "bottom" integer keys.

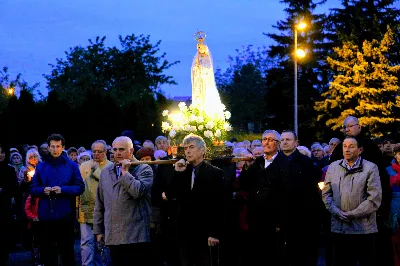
[
  {"left": 342, "top": 124, "right": 359, "bottom": 130},
  {"left": 262, "top": 138, "right": 279, "bottom": 143}
]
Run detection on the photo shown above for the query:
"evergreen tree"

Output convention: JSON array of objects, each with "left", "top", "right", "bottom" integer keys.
[
  {"left": 264, "top": 0, "right": 328, "bottom": 140},
  {"left": 315, "top": 27, "right": 400, "bottom": 136},
  {"left": 215, "top": 46, "right": 269, "bottom": 132},
  {"left": 327, "top": 0, "right": 400, "bottom": 64}
]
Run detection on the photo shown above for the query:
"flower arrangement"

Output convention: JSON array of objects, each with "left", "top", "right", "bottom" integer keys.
[{"left": 161, "top": 102, "right": 232, "bottom": 147}]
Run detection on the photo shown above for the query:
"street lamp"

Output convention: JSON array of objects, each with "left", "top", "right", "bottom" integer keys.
[
  {"left": 7, "top": 88, "right": 14, "bottom": 95},
  {"left": 294, "top": 21, "right": 307, "bottom": 137}
]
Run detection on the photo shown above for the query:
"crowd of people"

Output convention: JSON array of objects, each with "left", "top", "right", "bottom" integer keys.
[{"left": 0, "top": 116, "right": 400, "bottom": 266}]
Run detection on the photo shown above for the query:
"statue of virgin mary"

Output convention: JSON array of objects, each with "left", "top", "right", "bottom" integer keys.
[{"left": 191, "top": 31, "right": 225, "bottom": 118}]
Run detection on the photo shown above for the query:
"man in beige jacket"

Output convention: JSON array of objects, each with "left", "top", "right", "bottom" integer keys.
[
  {"left": 322, "top": 137, "right": 382, "bottom": 266},
  {"left": 79, "top": 140, "right": 112, "bottom": 266}
]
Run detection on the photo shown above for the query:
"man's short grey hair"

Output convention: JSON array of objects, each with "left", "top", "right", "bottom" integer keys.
[
  {"left": 143, "top": 140, "right": 155, "bottom": 150},
  {"left": 252, "top": 146, "right": 264, "bottom": 154},
  {"left": 113, "top": 136, "right": 133, "bottom": 149},
  {"left": 329, "top": 138, "right": 341, "bottom": 145},
  {"left": 232, "top": 148, "right": 250, "bottom": 157},
  {"left": 91, "top": 140, "right": 107, "bottom": 151},
  {"left": 343, "top": 116, "right": 359, "bottom": 126},
  {"left": 311, "top": 143, "right": 323, "bottom": 151},
  {"left": 251, "top": 139, "right": 262, "bottom": 146},
  {"left": 155, "top": 136, "right": 168, "bottom": 144},
  {"left": 262, "top": 130, "right": 281, "bottom": 142},
  {"left": 182, "top": 134, "right": 206, "bottom": 150}
]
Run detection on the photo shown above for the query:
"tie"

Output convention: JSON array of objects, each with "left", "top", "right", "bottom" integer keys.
[
  {"left": 116, "top": 166, "right": 121, "bottom": 180},
  {"left": 191, "top": 169, "right": 195, "bottom": 190}
]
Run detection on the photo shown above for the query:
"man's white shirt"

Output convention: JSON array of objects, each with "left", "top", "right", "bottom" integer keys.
[{"left": 264, "top": 152, "right": 278, "bottom": 168}]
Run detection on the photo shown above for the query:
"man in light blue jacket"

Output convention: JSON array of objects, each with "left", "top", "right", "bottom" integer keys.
[
  {"left": 322, "top": 137, "right": 382, "bottom": 266},
  {"left": 93, "top": 136, "right": 153, "bottom": 266}
]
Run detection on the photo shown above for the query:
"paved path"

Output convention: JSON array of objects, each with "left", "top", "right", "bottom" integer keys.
[
  {"left": 8, "top": 240, "right": 327, "bottom": 266},
  {"left": 8, "top": 239, "right": 81, "bottom": 266}
]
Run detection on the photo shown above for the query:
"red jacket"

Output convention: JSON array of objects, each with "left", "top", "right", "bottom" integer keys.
[{"left": 25, "top": 195, "right": 39, "bottom": 221}]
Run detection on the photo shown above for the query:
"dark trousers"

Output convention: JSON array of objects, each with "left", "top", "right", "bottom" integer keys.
[
  {"left": 39, "top": 218, "right": 75, "bottom": 266},
  {"left": 332, "top": 233, "right": 377, "bottom": 266},
  {"left": 161, "top": 220, "right": 180, "bottom": 266},
  {"left": 179, "top": 237, "right": 212, "bottom": 266},
  {"left": 376, "top": 224, "right": 395, "bottom": 266},
  {"left": 109, "top": 243, "right": 151, "bottom": 266},
  {"left": 248, "top": 228, "right": 277, "bottom": 266}
]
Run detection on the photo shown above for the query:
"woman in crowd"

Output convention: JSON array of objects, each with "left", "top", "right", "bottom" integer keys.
[{"left": 18, "top": 149, "right": 41, "bottom": 251}]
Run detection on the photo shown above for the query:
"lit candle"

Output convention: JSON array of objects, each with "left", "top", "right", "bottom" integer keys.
[
  {"left": 318, "top": 182, "right": 325, "bottom": 190},
  {"left": 27, "top": 169, "right": 35, "bottom": 179}
]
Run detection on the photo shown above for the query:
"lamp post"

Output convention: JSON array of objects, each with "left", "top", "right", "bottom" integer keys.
[{"left": 294, "top": 21, "right": 307, "bottom": 137}]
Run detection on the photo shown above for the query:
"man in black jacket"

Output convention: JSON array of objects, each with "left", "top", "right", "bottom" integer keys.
[
  {"left": 0, "top": 144, "right": 18, "bottom": 265},
  {"left": 169, "top": 134, "right": 224, "bottom": 266},
  {"left": 276, "top": 130, "right": 322, "bottom": 265}
]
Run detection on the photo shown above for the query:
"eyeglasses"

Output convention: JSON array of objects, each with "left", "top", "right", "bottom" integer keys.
[
  {"left": 262, "top": 138, "right": 279, "bottom": 143},
  {"left": 342, "top": 124, "right": 359, "bottom": 130}
]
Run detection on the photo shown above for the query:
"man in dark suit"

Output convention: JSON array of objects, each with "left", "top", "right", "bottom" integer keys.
[
  {"left": 238, "top": 129, "right": 282, "bottom": 266},
  {"left": 169, "top": 134, "right": 224, "bottom": 266},
  {"left": 276, "top": 130, "right": 322, "bottom": 265}
]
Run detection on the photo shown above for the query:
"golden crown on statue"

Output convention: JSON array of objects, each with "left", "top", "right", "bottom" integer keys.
[{"left": 194, "top": 30, "right": 206, "bottom": 43}]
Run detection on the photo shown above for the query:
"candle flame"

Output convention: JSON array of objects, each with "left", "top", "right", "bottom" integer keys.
[
  {"left": 27, "top": 170, "right": 35, "bottom": 178},
  {"left": 318, "top": 182, "right": 325, "bottom": 190}
]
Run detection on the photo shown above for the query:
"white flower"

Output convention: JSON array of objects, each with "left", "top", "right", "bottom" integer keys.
[
  {"left": 221, "top": 104, "right": 226, "bottom": 111},
  {"left": 223, "top": 123, "right": 232, "bottom": 131},
  {"left": 190, "top": 126, "right": 197, "bottom": 132},
  {"left": 184, "top": 125, "right": 192, "bottom": 131},
  {"left": 204, "top": 130, "right": 213, "bottom": 138},
  {"left": 162, "top": 110, "right": 169, "bottom": 116},
  {"left": 189, "top": 114, "right": 197, "bottom": 122},
  {"left": 198, "top": 125, "right": 204, "bottom": 131},
  {"left": 169, "top": 130, "right": 176, "bottom": 138},
  {"left": 224, "top": 111, "right": 231, "bottom": 120},
  {"left": 215, "top": 129, "right": 221, "bottom": 137},
  {"left": 197, "top": 116, "right": 204, "bottom": 123},
  {"left": 178, "top": 102, "right": 187, "bottom": 111},
  {"left": 205, "top": 121, "right": 214, "bottom": 129},
  {"left": 161, "top": 122, "right": 170, "bottom": 131}
]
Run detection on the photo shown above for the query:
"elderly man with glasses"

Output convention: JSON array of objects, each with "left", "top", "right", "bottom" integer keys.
[
  {"left": 78, "top": 140, "right": 113, "bottom": 266},
  {"left": 237, "top": 129, "right": 282, "bottom": 265}
]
